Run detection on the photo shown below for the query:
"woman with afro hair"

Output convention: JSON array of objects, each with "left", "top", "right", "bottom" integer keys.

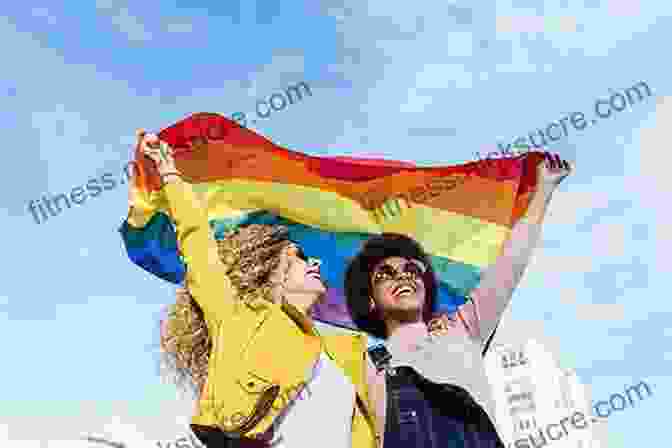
[{"left": 345, "top": 153, "right": 572, "bottom": 447}]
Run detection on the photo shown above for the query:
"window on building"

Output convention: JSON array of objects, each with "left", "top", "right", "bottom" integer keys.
[
  {"left": 518, "top": 350, "right": 528, "bottom": 365},
  {"left": 508, "top": 392, "right": 533, "bottom": 404},
  {"left": 501, "top": 354, "right": 509, "bottom": 369},
  {"left": 502, "top": 350, "right": 529, "bottom": 369}
]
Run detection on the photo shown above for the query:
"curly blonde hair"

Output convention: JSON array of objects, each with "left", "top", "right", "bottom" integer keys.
[{"left": 159, "top": 224, "right": 292, "bottom": 391}]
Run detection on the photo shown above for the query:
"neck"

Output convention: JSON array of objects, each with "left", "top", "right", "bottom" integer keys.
[
  {"left": 386, "top": 320, "right": 428, "bottom": 351},
  {"left": 282, "top": 292, "right": 321, "bottom": 315}
]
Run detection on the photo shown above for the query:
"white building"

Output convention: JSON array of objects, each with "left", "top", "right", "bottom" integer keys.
[{"left": 484, "top": 339, "right": 607, "bottom": 448}]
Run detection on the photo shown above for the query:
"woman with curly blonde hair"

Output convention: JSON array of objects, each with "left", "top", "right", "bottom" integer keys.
[
  {"left": 139, "top": 132, "right": 378, "bottom": 448},
  {"left": 160, "top": 224, "right": 297, "bottom": 394}
]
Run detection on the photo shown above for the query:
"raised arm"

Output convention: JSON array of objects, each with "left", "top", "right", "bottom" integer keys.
[
  {"left": 453, "top": 153, "right": 572, "bottom": 347},
  {"left": 139, "top": 131, "right": 235, "bottom": 323}
]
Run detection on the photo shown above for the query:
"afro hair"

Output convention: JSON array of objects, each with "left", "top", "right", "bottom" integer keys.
[{"left": 344, "top": 233, "right": 438, "bottom": 339}]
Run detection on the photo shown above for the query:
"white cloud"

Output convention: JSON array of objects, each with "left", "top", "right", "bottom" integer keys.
[
  {"left": 94, "top": 1, "right": 154, "bottom": 42},
  {"left": 585, "top": 222, "right": 629, "bottom": 260},
  {"left": 95, "top": 1, "right": 201, "bottom": 41},
  {"left": 0, "top": 390, "right": 199, "bottom": 447},
  {"left": 327, "top": 6, "right": 350, "bottom": 23},
  {"left": 525, "top": 250, "right": 596, "bottom": 288},
  {"left": 110, "top": 8, "right": 153, "bottom": 42},
  {"left": 445, "top": 32, "right": 474, "bottom": 57},
  {"left": 30, "top": 104, "right": 94, "bottom": 180},
  {"left": 633, "top": 96, "right": 672, "bottom": 193},
  {"left": 630, "top": 96, "right": 672, "bottom": 271},
  {"left": 494, "top": 36, "right": 538, "bottom": 74},
  {"left": 493, "top": 3, "right": 670, "bottom": 58},
  {"left": 417, "top": 63, "right": 473, "bottom": 90},
  {"left": 95, "top": 0, "right": 121, "bottom": 10},
  {"left": 495, "top": 15, "right": 578, "bottom": 34},
  {"left": 608, "top": 0, "right": 642, "bottom": 17},
  {"left": 31, "top": 7, "right": 57, "bottom": 25},
  {"left": 164, "top": 22, "right": 194, "bottom": 34},
  {"left": 574, "top": 303, "right": 626, "bottom": 322},
  {"left": 542, "top": 187, "right": 613, "bottom": 227}
]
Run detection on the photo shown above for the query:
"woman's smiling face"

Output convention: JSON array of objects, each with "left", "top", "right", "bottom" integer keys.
[{"left": 369, "top": 256, "right": 427, "bottom": 316}]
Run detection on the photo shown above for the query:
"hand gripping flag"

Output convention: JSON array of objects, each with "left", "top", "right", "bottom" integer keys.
[{"left": 120, "top": 112, "right": 545, "bottom": 330}]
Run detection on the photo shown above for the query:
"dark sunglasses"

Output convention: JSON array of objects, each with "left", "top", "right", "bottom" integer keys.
[{"left": 371, "top": 259, "right": 427, "bottom": 284}]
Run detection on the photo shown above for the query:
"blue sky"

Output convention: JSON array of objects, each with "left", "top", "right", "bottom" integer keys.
[{"left": 1, "top": 1, "right": 670, "bottom": 446}]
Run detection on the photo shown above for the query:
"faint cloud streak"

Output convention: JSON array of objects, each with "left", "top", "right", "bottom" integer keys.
[{"left": 496, "top": 15, "right": 578, "bottom": 33}]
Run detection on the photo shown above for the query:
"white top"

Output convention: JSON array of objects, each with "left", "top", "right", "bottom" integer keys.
[
  {"left": 387, "top": 330, "right": 497, "bottom": 425},
  {"left": 269, "top": 351, "right": 355, "bottom": 448}
]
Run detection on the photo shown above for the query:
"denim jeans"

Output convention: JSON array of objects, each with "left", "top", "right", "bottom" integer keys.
[{"left": 383, "top": 366, "right": 504, "bottom": 448}]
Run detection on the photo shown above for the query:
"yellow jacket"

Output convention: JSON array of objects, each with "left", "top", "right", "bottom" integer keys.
[{"left": 162, "top": 178, "right": 378, "bottom": 447}]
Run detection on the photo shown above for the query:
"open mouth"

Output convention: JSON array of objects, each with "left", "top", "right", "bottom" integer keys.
[
  {"left": 392, "top": 282, "right": 417, "bottom": 298},
  {"left": 306, "top": 268, "right": 321, "bottom": 279}
]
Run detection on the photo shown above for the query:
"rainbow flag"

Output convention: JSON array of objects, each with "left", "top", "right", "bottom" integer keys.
[{"left": 120, "top": 113, "right": 544, "bottom": 330}]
